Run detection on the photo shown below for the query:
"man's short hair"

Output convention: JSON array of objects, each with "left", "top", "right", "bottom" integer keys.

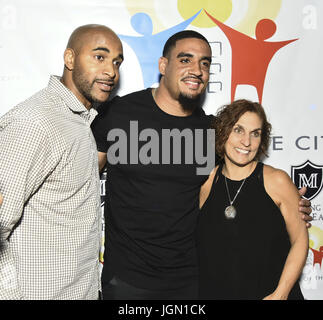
[{"left": 162, "top": 30, "right": 211, "bottom": 58}]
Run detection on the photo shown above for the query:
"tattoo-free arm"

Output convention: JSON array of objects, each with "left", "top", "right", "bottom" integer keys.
[
  {"left": 264, "top": 168, "right": 309, "bottom": 300},
  {"left": 98, "top": 152, "right": 107, "bottom": 172}
]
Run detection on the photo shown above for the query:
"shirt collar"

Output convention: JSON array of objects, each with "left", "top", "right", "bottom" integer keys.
[{"left": 48, "top": 75, "right": 98, "bottom": 123}]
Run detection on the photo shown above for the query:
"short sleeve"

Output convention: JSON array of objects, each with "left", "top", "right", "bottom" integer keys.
[{"left": 91, "top": 97, "right": 120, "bottom": 153}]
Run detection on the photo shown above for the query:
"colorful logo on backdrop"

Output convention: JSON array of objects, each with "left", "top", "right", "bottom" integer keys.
[
  {"left": 301, "top": 226, "right": 323, "bottom": 293},
  {"left": 122, "top": 0, "right": 296, "bottom": 103},
  {"left": 292, "top": 160, "right": 323, "bottom": 291},
  {"left": 204, "top": 10, "right": 297, "bottom": 103},
  {"left": 308, "top": 226, "right": 323, "bottom": 268},
  {"left": 291, "top": 160, "right": 323, "bottom": 201},
  {"left": 118, "top": 10, "right": 201, "bottom": 87}
]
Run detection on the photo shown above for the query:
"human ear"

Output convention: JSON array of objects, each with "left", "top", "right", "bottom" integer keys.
[
  {"left": 158, "top": 56, "right": 168, "bottom": 76},
  {"left": 63, "top": 48, "right": 75, "bottom": 71}
]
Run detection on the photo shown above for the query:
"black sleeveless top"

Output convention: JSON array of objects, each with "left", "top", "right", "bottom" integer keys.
[{"left": 196, "top": 162, "right": 304, "bottom": 300}]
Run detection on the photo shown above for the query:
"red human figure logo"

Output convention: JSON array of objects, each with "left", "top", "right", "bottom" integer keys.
[
  {"left": 310, "top": 247, "right": 323, "bottom": 268},
  {"left": 205, "top": 10, "right": 298, "bottom": 103}
]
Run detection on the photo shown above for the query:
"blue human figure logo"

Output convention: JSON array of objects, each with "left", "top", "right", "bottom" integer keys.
[{"left": 119, "top": 10, "right": 202, "bottom": 88}]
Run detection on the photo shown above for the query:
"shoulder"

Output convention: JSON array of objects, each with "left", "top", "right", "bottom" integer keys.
[
  {"left": 95, "top": 89, "right": 151, "bottom": 119},
  {"left": 109, "top": 88, "right": 151, "bottom": 108},
  {"left": 263, "top": 164, "right": 299, "bottom": 205},
  {"left": 263, "top": 164, "right": 293, "bottom": 188},
  {"left": 91, "top": 97, "right": 116, "bottom": 131},
  {"left": 209, "top": 165, "right": 219, "bottom": 178},
  {"left": 0, "top": 107, "right": 53, "bottom": 156},
  {"left": 200, "top": 165, "right": 220, "bottom": 208},
  {"left": 188, "top": 109, "right": 214, "bottom": 130},
  {"left": 201, "top": 165, "right": 219, "bottom": 191},
  {"left": 201, "top": 113, "right": 214, "bottom": 127},
  {"left": 121, "top": 88, "right": 151, "bottom": 100},
  {"left": 1, "top": 90, "right": 56, "bottom": 135}
]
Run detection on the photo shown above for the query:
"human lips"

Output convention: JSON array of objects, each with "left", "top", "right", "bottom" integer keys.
[
  {"left": 95, "top": 79, "right": 115, "bottom": 92},
  {"left": 235, "top": 147, "right": 250, "bottom": 155},
  {"left": 181, "top": 76, "right": 203, "bottom": 90}
]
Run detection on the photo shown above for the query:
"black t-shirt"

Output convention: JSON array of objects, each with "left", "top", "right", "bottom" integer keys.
[{"left": 91, "top": 88, "right": 217, "bottom": 291}]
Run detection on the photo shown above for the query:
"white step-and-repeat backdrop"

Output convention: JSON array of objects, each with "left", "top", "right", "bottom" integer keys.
[{"left": 1, "top": 0, "right": 322, "bottom": 300}]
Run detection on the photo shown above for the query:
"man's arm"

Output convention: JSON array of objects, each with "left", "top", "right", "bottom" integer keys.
[
  {"left": 264, "top": 168, "right": 308, "bottom": 299},
  {"left": 98, "top": 152, "right": 107, "bottom": 172},
  {"left": 298, "top": 187, "right": 313, "bottom": 228},
  {"left": 0, "top": 117, "right": 53, "bottom": 299}
]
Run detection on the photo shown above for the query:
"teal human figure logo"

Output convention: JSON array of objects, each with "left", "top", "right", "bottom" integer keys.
[{"left": 119, "top": 10, "right": 201, "bottom": 88}]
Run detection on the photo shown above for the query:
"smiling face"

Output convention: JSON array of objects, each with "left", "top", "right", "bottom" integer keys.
[
  {"left": 64, "top": 26, "right": 124, "bottom": 108},
  {"left": 159, "top": 37, "right": 211, "bottom": 101},
  {"left": 224, "top": 111, "right": 263, "bottom": 167}
]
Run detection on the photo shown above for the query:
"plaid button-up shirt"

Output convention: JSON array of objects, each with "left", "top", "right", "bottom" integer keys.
[{"left": 0, "top": 76, "right": 101, "bottom": 300}]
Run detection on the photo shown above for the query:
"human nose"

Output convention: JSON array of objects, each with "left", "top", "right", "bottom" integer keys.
[
  {"left": 103, "top": 61, "right": 116, "bottom": 79},
  {"left": 241, "top": 133, "right": 251, "bottom": 146},
  {"left": 189, "top": 60, "right": 202, "bottom": 76}
]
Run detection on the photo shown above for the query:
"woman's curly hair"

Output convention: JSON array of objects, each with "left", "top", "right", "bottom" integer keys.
[{"left": 211, "top": 99, "right": 272, "bottom": 161}]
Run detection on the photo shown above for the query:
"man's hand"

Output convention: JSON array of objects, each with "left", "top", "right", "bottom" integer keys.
[
  {"left": 0, "top": 192, "right": 2, "bottom": 206},
  {"left": 298, "top": 187, "right": 312, "bottom": 228}
]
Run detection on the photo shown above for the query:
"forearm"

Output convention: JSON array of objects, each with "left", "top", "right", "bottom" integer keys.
[{"left": 273, "top": 231, "right": 309, "bottom": 299}]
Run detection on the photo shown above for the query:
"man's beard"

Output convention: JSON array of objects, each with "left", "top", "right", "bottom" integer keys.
[
  {"left": 72, "top": 66, "right": 103, "bottom": 105},
  {"left": 178, "top": 92, "right": 203, "bottom": 113}
]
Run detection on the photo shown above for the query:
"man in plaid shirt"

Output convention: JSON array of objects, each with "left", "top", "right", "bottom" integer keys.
[{"left": 0, "top": 24, "right": 123, "bottom": 299}]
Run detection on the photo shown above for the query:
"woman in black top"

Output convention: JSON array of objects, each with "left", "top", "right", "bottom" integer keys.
[{"left": 197, "top": 100, "right": 308, "bottom": 300}]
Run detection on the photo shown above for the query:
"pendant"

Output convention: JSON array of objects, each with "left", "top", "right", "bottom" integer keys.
[{"left": 224, "top": 205, "right": 237, "bottom": 219}]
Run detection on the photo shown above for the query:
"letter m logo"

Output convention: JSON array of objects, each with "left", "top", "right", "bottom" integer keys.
[
  {"left": 299, "top": 173, "right": 318, "bottom": 188},
  {"left": 291, "top": 160, "right": 323, "bottom": 200}
]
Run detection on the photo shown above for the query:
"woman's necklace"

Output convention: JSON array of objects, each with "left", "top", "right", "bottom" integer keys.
[{"left": 224, "top": 176, "right": 247, "bottom": 219}]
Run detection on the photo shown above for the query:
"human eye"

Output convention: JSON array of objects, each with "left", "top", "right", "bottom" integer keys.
[
  {"left": 180, "top": 58, "right": 190, "bottom": 63},
  {"left": 95, "top": 54, "right": 105, "bottom": 61},
  {"left": 113, "top": 60, "right": 122, "bottom": 68},
  {"left": 201, "top": 60, "right": 210, "bottom": 69},
  {"left": 252, "top": 130, "right": 261, "bottom": 138},
  {"left": 233, "top": 126, "right": 242, "bottom": 134}
]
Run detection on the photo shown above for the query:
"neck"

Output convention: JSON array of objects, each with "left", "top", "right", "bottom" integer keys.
[
  {"left": 61, "top": 73, "right": 92, "bottom": 110},
  {"left": 152, "top": 84, "right": 193, "bottom": 117},
  {"left": 223, "top": 159, "right": 257, "bottom": 181}
]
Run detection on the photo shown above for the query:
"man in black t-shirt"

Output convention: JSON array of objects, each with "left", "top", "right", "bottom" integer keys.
[
  {"left": 92, "top": 31, "right": 215, "bottom": 299},
  {"left": 91, "top": 30, "right": 312, "bottom": 300}
]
